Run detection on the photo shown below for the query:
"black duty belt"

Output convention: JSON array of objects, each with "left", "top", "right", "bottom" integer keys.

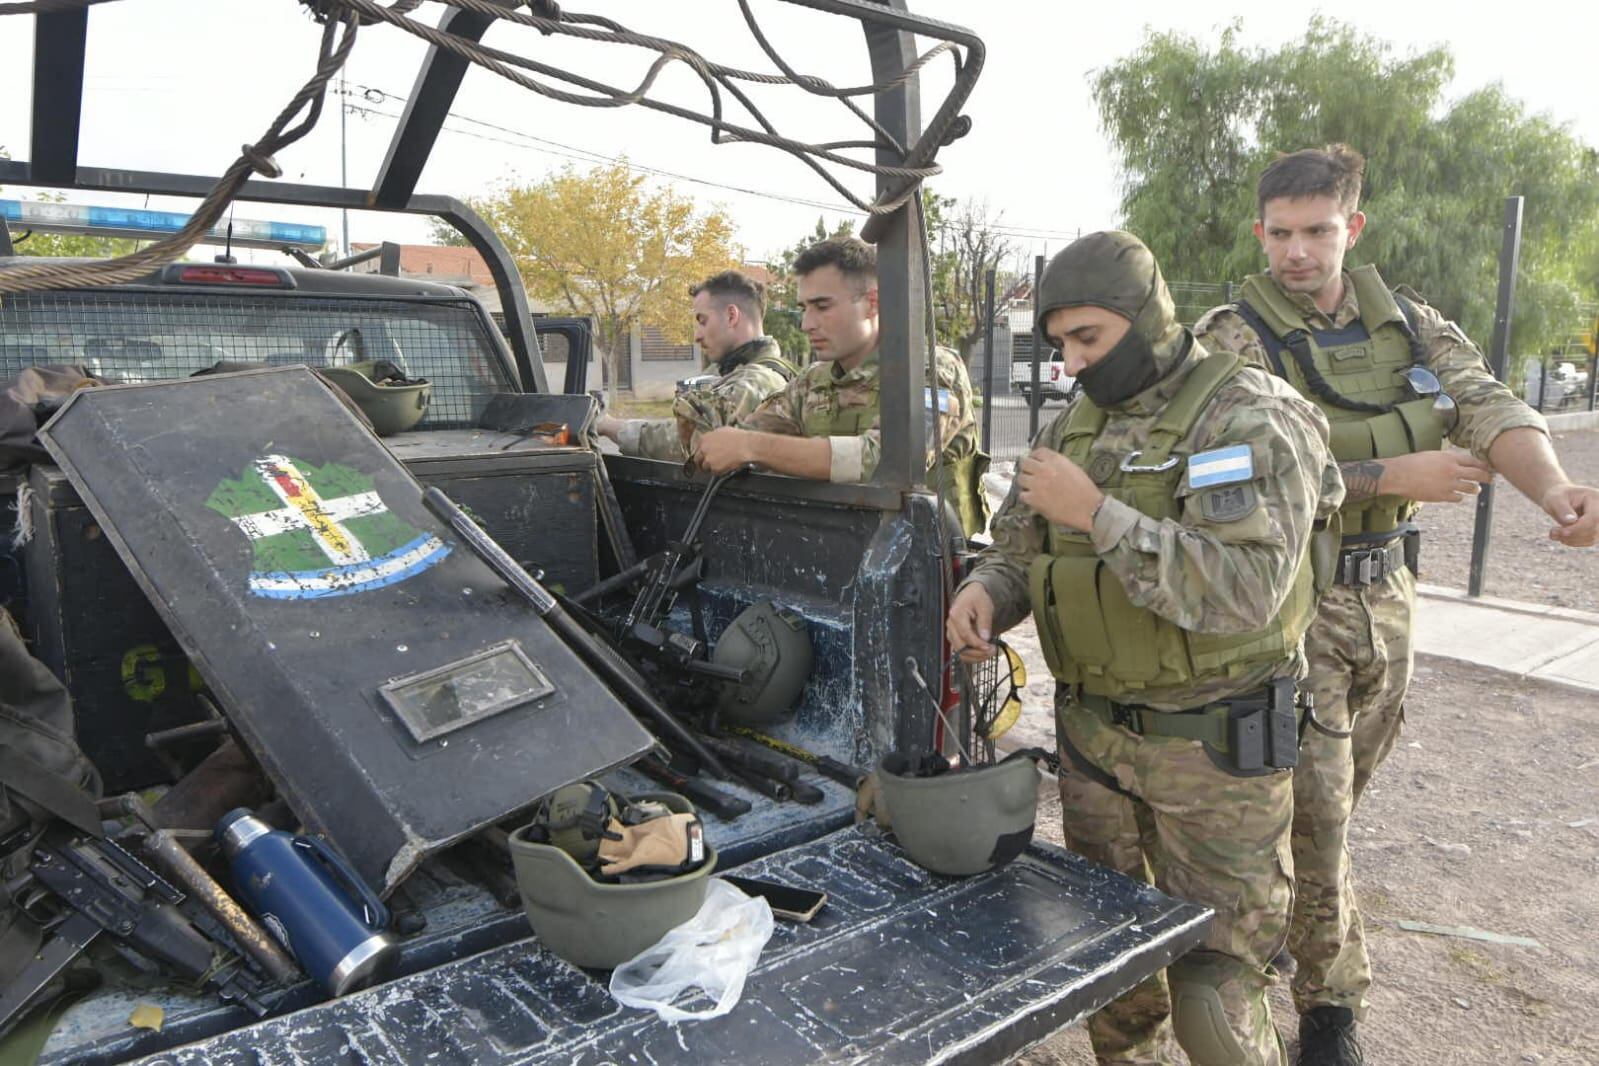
[
  {"left": 1073, "top": 677, "right": 1305, "bottom": 770},
  {"left": 1337, "top": 538, "right": 1407, "bottom": 586}
]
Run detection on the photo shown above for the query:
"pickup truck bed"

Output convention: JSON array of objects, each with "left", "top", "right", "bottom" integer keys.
[
  {"left": 116, "top": 830, "right": 1208, "bottom": 1066},
  {"left": 2, "top": 266, "right": 1211, "bottom": 1064}
]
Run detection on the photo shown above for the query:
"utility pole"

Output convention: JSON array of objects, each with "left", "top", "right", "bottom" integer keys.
[{"left": 339, "top": 74, "right": 350, "bottom": 258}]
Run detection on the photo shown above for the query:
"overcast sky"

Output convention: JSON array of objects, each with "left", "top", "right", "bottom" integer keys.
[{"left": 2, "top": 0, "right": 1594, "bottom": 269}]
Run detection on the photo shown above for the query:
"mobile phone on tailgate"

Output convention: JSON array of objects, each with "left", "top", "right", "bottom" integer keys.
[{"left": 721, "top": 875, "right": 827, "bottom": 922}]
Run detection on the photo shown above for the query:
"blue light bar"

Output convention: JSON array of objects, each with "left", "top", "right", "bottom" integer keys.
[{"left": 0, "top": 198, "right": 326, "bottom": 250}]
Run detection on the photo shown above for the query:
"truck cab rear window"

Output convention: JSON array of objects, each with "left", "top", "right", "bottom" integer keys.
[{"left": 0, "top": 289, "right": 516, "bottom": 428}]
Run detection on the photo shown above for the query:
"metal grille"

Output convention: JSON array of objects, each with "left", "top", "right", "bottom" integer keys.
[
  {"left": 538, "top": 330, "right": 570, "bottom": 363},
  {"left": 639, "top": 325, "right": 695, "bottom": 363},
  {"left": 0, "top": 290, "right": 517, "bottom": 428}
]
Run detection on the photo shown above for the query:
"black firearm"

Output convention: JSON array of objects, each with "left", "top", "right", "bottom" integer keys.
[
  {"left": 614, "top": 466, "right": 752, "bottom": 684},
  {"left": 423, "top": 486, "right": 734, "bottom": 780},
  {"left": 0, "top": 827, "right": 268, "bottom": 1036},
  {"left": 686, "top": 735, "right": 824, "bottom": 806},
  {"left": 633, "top": 753, "right": 752, "bottom": 822}
]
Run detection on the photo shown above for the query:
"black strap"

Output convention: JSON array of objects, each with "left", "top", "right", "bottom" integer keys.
[
  {"left": 1304, "top": 704, "right": 1353, "bottom": 740},
  {"left": 1235, "top": 299, "right": 1394, "bottom": 414},
  {"left": 1058, "top": 732, "right": 1138, "bottom": 801},
  {"left": 1281, "top": 329, "right": 1394, "bottom": 414},
  {"left": 1231, "top": 300, "right": 1290, "bottom": 380},
  {"left": 1390, "top": 292, "right": 1431, "bottom": 366}
]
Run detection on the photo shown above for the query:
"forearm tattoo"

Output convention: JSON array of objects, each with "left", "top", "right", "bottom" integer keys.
[{"left": 1341, "top": 460, "right": 1386, "bottom": 503}]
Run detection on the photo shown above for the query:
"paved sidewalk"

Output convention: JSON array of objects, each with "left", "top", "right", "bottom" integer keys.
[{"left": 1414, "top": 583, "right": 1599, "bottom": 695}]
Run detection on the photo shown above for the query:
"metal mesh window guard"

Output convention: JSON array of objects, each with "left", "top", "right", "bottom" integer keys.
[{"left": 0, "top": 289, "right": 515, "bottom": 428}]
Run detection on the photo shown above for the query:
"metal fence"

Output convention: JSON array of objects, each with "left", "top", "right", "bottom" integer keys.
[
  {"left": 975, "top": 277, "right": 1241, "bottom": 465},
  {"left": 1516, "top": 305, "right": 1598, "bottom": 414},
  {"left": 1167, "top": 281, "right": 1233, "bottom": 328}
]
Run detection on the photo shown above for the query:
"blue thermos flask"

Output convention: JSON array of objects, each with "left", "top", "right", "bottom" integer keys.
[{"left": 217, "top": 808, "right": 399, "bottom": 996}]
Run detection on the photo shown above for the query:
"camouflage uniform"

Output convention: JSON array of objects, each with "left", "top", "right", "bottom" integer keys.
[
  {"left": 964, "top": 233, "right": 1343, "bottom": 1066},
  {"left": 739, "top": 345, "right": 989, "bottom": 535},
  {"left": 1196, "top": 272, "right": 1546, "bottom": 1018},
  {"left": 615, "top": 336, "right": 794, "bottom": 461}
]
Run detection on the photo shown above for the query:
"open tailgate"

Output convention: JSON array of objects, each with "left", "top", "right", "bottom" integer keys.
[{"left": 128, "top": 826, "right": 1208, "bottom": 1066}]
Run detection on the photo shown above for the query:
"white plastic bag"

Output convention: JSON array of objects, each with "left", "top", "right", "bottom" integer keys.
[{"left": 607, "top": 878, "right": 775, "bottom": 1023}]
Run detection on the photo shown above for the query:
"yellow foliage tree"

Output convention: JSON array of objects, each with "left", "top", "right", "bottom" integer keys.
[{"left": 474, "top": 163, "right": 739, "bottom": 400}]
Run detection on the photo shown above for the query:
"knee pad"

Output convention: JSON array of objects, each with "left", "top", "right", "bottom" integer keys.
[{"left": 1168, "top": 955, "right": 1268, "bottom": 1066}]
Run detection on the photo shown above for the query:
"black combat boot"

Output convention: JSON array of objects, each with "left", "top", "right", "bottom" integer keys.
[{"left": 1296, "top": 1006, "right": 1363, "bottom": 1066}]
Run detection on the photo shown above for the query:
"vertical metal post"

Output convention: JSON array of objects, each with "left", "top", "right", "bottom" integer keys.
[
  {"left": 1588, "top": 353, "right": 1598, "bottom": 412},
  {"left": 862, "top": 4, "right": 925, "bottom": 494},
  {"left": 1029, "top": 254, "right": 1044, "bottom": 440},
  {"left": 1536, "top": 360, "right": 1547, "bottom": 413},
  {"left": 30, "top": 8, "right": 88, "bottom": 185},
  {"left": 1467, "top": 196, "right": 1524, "bottom": 597},
  {"left": 981, "top": 268, "right": 996, "bottom": 451}
]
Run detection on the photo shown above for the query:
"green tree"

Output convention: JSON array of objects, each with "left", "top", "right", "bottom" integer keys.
[
  {"left": 0, "top": 186, "right": 137, "bottom": 258},
  {"left": 1093, "top": 18, "right": 1599, "bottom": 358},
  {"left": 925, "top": 189, "right": 1013, "bottom": 358},
  {"left": 470, "top": 163, "right": 739, "bottom": 401},
  {"left": 426, "top": 217, "right": 470, "bottom": 248}
]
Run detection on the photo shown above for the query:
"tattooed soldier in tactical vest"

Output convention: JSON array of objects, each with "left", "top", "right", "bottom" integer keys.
[
  {"left": 950, "top": 231, "right": 1344, "bottom": 1066},
  {"left": 1195, "top": 144, "right": 1599, "bottom": 1066},
  {"left": 595, "top": 269, "right": 797, "bottom": 461}
]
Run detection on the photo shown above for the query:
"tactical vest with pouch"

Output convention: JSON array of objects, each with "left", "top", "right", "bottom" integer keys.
[
  {"left": 800, "top": 356, "right": 991, "bottom": 538},
  {"left": 1236, "top": 266, "right": 1446, "bottom": 535},
  {"left": 1027, "top": 352, "right": 1316, "bottom": 701}
]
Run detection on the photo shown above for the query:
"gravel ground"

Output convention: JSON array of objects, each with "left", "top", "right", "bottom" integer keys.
[
  {"left": 1418, "top": 428, "right": 1599, "bottom": 614},
  {"left": 1014, "top": 660, "right": 1599, "bottom": 1065}
]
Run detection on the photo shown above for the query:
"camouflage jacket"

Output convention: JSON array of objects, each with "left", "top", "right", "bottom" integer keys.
[
  {"left": 1195, "top": 271, "right": 1547, "bottom": 462},
  {"left": 617, "top": 337, "right": 793, "bottom": 461},
  {"left": 739, "top": 346, "right": 979, "bottom": 483},
  {"left": 962, "top": 343, "right": 1344, "bottom": 710}
]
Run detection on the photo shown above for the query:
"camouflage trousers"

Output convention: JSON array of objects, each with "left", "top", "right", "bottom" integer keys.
[
  {"left": 1056, "top": 695, "right": 1293, "bottom": 1066},
  {"left": 1289, "top": 567, "right": 1414, "bottom": 1016}
]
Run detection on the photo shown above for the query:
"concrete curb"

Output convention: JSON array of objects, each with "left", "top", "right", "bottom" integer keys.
[
  {"left": 1415, "top": 583, "right": 1599, "bottom": 695},
  {"left": 1545, "top": 410, "right": 1599, "bottom": 432}
]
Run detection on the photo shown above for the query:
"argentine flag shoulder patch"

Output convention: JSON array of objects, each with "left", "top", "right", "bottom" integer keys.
[{"left": 1187, "top": 444, "right": 1254, "bottom": 489}]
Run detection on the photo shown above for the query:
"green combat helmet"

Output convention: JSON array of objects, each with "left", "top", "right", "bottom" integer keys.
[
  {"left": 508, "top": 791, "right": 717, "bottom": 969},
  {"left": 320, "top": 359, "right": 432, "bottom": 436},
  {"left": 711, "top": 600, "right": 813, "bottom": 725},
  {"left": 873, "top": 751, "right": 1039, "bottom": 876}
]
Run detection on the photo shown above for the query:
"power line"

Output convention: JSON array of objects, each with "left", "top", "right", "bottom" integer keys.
[{"left": 339, "top": 84, "right": 1097, "bottom": 242}]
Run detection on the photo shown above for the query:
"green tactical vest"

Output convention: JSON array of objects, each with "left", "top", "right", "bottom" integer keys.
[
  {"left": 800, "top": 360, "right": 992, "bottom": 539},
  {"left": 750, "top": 352, "right": 801, "bottom": 381},
  {"left": 1027, "top": 352, "right": 1316, "bottom": 700},
  {"left": 1237, "top": 266, "right": 1446, "bottom": 535}
]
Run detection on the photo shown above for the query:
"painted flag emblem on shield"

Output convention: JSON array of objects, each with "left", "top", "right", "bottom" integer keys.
[{"left": 206, "top": 454, "right": 450, "bottom": 599}]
